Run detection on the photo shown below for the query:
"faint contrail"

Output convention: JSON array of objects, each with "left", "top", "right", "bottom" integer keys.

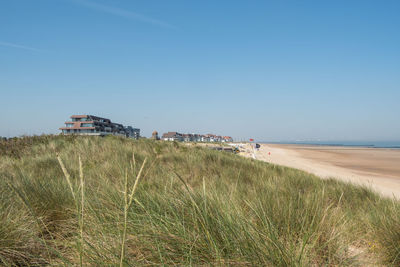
[
  {"left": 72, "top": 0, "right": 176, "bottom": 29},
  {"left": 0, "top": 41, "right": 44, "bottom": 52}
]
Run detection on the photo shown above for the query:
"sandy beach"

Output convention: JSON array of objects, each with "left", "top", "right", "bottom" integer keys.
[{"left": 239, "top": 143, "right": 400, "bottom": 198}]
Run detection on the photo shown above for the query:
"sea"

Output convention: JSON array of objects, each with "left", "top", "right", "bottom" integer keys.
[{"left": 261, "top": 141, "right": 400, "bottom": 149}]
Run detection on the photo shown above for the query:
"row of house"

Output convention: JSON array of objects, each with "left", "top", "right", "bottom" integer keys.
[
  {"left": 58, "top": 115, "right": 233, "bottom": 143},
  {"left": 59, "top": 115, "right": 140, "bottom": 139},
  {"left": 161, "top": 132, "right": 233, "bottom": 142}
]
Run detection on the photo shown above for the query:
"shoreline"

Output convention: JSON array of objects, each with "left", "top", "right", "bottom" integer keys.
[{"left": 238, "top": 143, "right": 400, "bottom": 198}]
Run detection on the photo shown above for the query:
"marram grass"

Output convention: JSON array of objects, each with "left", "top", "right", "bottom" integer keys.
[{"left": 0, "top": 135, "right": 399, "bottom": 266}]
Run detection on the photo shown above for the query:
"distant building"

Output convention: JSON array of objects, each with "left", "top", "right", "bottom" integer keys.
[
  {"left": 222, "top": 136, "right": 233, "bottom": 142},
  {"left": 59, "top": 115, "right": 140, "bottom": 139},
  {"left": 151, "top": 130, "right": 160, "bottom": 140},
  {"left": 201, "top": 135, "right": 210, "bottom": 142},
  {"left": 193, "top": 134, "right": 202, "bottom": 142},
  {"left": 182, "top": 134, "right": 193, "bottom": 142},
  {"left": 161, "top": 132, "right": 183, "bottom": 141},
  {"left": 125, "top": 126, "right": 141, "bottom": 139}
]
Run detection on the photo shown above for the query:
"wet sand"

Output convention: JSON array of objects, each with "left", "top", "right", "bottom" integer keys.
[{"left": 239, "top": 143, "right": 400, "bottom": 198}]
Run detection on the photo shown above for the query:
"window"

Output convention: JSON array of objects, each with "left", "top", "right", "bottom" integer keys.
[{"left": 81, "top": 123, "right": 93, "bottom": 127}]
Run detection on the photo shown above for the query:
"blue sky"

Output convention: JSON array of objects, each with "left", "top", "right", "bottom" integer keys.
[{"left": 1, "top": 0, "right": 399, "bottom": 141}]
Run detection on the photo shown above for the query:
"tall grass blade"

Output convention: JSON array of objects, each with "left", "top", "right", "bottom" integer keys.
[
  {"left": 120, "top": 157, "right": 147, "bottom": 267},
  {"left": 57, "top": 155, "right": 76, "bottom": 200},
  {"left": 79, "top": 155, "right": 84, "bottom": 267}
]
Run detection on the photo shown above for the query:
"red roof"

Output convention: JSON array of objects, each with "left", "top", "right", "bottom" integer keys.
[
  {"left": 162, "top": 132, "right": 181, "bottom": 138},
  {"left": 70, "top": 115, "right": 88, "bottom": 118},
  {"left": 59, "top": 127, "right": 95, "bottom": 130}
]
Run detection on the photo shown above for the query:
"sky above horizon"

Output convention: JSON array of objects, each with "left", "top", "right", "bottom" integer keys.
[{"left": 1, "top": 0, "right": 399, "bottom": 141}]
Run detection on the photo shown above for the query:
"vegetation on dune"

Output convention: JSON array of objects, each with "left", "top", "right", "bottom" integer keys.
[{"left": 0, "top": 135, "right": 399, "bottom": 266}]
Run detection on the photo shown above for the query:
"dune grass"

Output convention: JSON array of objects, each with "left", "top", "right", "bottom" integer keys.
[{"left": 0, "top": 135, "right": 399, "bottom": 266}]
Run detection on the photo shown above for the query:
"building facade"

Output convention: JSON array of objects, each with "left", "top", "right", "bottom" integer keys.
[{"left": 59, "top": 115, "right": 140, "bottom": 139}]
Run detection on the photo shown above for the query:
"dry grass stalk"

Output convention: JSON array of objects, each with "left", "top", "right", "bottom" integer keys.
[
  {"left": 79, "top": 155, "right": 84, "bottom": 267},
  {"left": 57, "top": 154, "right": 85, "bottom": 266},
  {"left": 120, "top": 153, "right": 147, "bottom": 267},
  {"left": 57, "top": 155, "right": 76, "bottom": 200}
]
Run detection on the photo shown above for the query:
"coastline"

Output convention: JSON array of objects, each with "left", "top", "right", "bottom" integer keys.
[{"left": 238, "top": 143, "right": 400, "bottom": 198}]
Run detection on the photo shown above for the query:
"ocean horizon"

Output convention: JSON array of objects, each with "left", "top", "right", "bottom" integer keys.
[{"left": 261, "top": 141, "right": 400, "bottom": 149}]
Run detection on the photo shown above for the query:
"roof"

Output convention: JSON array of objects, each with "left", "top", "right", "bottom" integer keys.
[
  {"left": 70, "top": 115, "right": 88, "bottom": 118},
  {"left": 162, "top": 132, "right": 181, "bottom": 138},
  {"left": 65, "top": 121, "right": 94, "bottom": 124},
  {"left": 70, "top": 115, "right": 111, "bottom": 123},
  {"left": 59, "top": 127, "right": 95, "bottom": 130}
]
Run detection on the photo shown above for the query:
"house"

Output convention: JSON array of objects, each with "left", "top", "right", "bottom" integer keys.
[
  {"left": 161, "top": 132, "right": 183, "bottom": 141},
  {"left": 204, "top": 134, "right": 217, "bottom": 142},
  {"left": 182, "top": 134, "right": 194, "bottom": 142},
  {"left": 193, "top": 134, "right": 202, "bottom": 142},
  {"left": 200, "top": 135, "right": 209, "bottom": 142},
  {"left": 222, "top": 136, "right": 233, "bottom": 142}
]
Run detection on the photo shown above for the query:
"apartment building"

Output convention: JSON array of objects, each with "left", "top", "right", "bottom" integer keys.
[{"left": 59, "top": 115, "right": 140, "bottom": 139}]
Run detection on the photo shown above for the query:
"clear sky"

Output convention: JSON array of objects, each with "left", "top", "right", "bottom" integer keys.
[{"left": 1, "top": 0, "right": 399, "bottom": 141}]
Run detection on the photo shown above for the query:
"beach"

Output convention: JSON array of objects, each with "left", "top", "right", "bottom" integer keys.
[{"left": 239, "top": 143, "right": 400, "bottom": 198}]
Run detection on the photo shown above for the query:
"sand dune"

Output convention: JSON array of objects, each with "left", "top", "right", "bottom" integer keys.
[{"left": 239, "top": 143, "right": 400, "bottom": 198}]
